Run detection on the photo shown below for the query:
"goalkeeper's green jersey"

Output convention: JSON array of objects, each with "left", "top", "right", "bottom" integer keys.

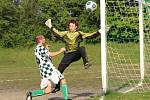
[{"left": 52, "top": 27, "right": 97, "bottom": 53}]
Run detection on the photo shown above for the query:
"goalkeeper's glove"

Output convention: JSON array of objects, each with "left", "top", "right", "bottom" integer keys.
[
  {"left": 45, "top": 19, "right": 52, "bottom": 29},
  {"left": 98, "top": 25, "right": 110, "bottom": 33},
  {"left": 98, "top": 29, "right": 101, "bottom": 33}
]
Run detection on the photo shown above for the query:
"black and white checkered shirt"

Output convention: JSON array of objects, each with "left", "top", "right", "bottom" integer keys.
[{"left": 34, "top": 44, "right": 54, "bottom": 78}]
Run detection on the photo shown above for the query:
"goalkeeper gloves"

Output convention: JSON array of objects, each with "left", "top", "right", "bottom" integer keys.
[
  {"left": 45, "top": 19, "right": 52, "bottom": 29},
  {"left": 98, "top": 29, "right": 101, "bottom": 33}
]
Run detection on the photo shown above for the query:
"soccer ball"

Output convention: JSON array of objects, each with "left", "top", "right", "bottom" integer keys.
[{"left": 86, "top": 1, "right": 97, "bottom": 12}]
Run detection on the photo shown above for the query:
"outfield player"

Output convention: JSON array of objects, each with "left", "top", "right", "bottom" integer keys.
[
  {"left": 45, "top": 18, "right": 101, "bottom": 93},
  {"left": 26, "top": 35, "right": 69, "bottom": 100}
]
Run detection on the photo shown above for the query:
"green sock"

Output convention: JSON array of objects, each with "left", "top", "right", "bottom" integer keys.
[
  {"left": 61, "top": 84, "right": 68, "bottom": 100},
  {"left": 31, "top": 89, "right": 45, "bottom": 97}
]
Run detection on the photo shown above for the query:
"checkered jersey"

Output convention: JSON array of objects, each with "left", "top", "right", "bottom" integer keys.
[{"left": 34, "top": 44, "right": 55, "bottom": 78}]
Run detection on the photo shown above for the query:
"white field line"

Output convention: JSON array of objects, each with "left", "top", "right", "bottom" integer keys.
[{"left": 0, "top": 78, "right": 30, "bottom": 83}]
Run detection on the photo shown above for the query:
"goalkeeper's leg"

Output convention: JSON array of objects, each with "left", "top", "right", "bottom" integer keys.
[
  {"left": 78, "top": 46, "right": 92, "bottom": 69},
  {"left": 52, "top": 53, "right": 80, "bottom": 93}
]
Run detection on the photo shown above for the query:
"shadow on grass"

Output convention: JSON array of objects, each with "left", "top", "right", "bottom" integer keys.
[
  {"left": 69, "top": 92, "right": 94, "bottom": 99},
  {"left": 48, "top": 97, "right": 64, "bottom": 100},
  {"left": 48, "top": 92, "right": 94, "bottom": 100},
  {"left": 48, "top": 97, "right": 72, "bottom": 100}
]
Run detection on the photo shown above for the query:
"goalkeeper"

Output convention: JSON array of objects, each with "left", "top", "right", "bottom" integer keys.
[
  {"left": 45, "top": 18, "right": 101, "bottom": 93},
  {"left": 45, "top": 19, "right": 101, "bottom": 71}
]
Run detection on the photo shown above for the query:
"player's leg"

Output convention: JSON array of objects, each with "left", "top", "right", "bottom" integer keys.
[
  {"left": 78, "top": 46, "right": 92, "bottom": 69},
  {"left": 60, "top": 79, "right": 68, "bottom": 100},
  {"left": 26, "top": 79, "right": 51, "bottom": 100},
  {"left": 31, "top": 84, "right": 51, "bottom": 96},
  {"left": 58, "top": 52, "right": 80, "bottom": 73},
  {"left": 51, "top": 54, "right": 72, "bottom": 93},
  {"left": 50, "top": 69, "right": 69, "bottom": 100},
  {"left": 51, "top": 52, "right": 81, "bottom": 93}
]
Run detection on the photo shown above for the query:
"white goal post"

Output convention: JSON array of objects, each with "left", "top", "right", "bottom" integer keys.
[{"left": 101, "top": 0, "right": 150, "bottom": 95}]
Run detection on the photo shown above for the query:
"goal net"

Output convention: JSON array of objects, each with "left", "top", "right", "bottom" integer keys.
[
  {"left": 144, "top": 0, "right": 150, "bottom": 18},
  {"left": 103, "top": 0, "right": 150, "bottom": 93}
]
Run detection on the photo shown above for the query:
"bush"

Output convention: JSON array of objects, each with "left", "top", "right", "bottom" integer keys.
[{"left": 0, "top": 0, "right": 149, "bottom": 48}]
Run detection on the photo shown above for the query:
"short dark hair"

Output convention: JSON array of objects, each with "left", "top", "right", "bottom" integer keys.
[{"left": 67, "top": 19, "right": 79, "bottom": 29}]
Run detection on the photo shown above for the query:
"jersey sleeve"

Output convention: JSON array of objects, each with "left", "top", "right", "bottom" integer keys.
[
  {"left": 52, "top": 27, "right": 67, "bottom": 38},
  {"left": 78, "top": 31, "right": 100, "bottom": 39}
]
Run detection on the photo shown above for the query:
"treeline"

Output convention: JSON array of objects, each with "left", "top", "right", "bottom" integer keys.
[{"left": 0, "top": 0, "right": 149, "bottom": 48}]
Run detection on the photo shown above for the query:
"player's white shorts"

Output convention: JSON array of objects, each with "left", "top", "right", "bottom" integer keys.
[{"left": 40, "top": 69, "right": 64, "bottom": 89}]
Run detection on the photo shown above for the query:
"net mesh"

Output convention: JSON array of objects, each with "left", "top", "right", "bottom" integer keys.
[{"left": 106, "top": 0, "right": 150, "bottom": 93}]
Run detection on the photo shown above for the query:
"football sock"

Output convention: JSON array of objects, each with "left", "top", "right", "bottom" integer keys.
[
  {"left": 55, "top": 83, "right": 60, "bottom": 90},
  {"left": 31, "top": 89, "right": 45, "bottom": 97},
  {"left": 61, "top": 84, "right": 68, "bottom": 100}
]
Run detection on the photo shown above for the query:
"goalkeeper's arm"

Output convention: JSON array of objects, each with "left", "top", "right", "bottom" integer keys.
[
  {"left": 45, "top": 19, "right": 66, "bottom": 38},
  {"left": 79, "top": 29, "right": 101, "bottom": 39},
  {"left": 85, "top": 29, "right": 101, "bottom": 39},
  {"left": 85, "top": 26, "right": 110, "bottom": 39}
]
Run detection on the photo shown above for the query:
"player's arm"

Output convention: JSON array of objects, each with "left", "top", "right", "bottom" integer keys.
[
  {"left": 45, "top": 19, "right": 66, "bottom": 38},
  {"left": 80, "top": 26, "right": 110, "bottom": 39},
  {"left": 52, "top": 28, "right": 67, "bottom": 38},
  {"left": 85, "top": 29, "right": 101, "bottom": 39},
  {"left": 79, "top": 29, "right": 101, "bottom": 39},
  {"left": 48, "top": 47, "right": 66, "bottom": 57}
]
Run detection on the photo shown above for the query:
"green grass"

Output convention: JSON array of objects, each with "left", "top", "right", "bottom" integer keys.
[
  {"left": 104, "top": 91, "right": 150, "bottom": 100},
  {"left": 87, "top": 91, "right": 150, "bottom": 100},
  {"left": 0, "top": 41, "right": 101, "bottom": 99},
  {"left": 1, "top": 42, "right": 150, "bottom": 100}
]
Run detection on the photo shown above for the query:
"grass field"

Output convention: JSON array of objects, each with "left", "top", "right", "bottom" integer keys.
[
  {"left": 0, "top": 41, "right": 101, "bottom": 100},
  {"left": 0, "top": 41, "right": 150, "bottom": 100}
]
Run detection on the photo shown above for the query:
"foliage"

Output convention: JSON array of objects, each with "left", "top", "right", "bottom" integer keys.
[
  {"left": 107, "top": 0, "right": 138, "bottom": 43},
  {"left": 0, "top": 0, "right": 100, "bottom": 48},
  {"left": 0, "top": 0, "right": 149, "bottom": 47}
]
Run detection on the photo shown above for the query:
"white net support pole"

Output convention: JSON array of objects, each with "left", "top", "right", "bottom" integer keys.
[
  {"left": 100, "top": 0, "right": 107, "bottom": 95},
  {"left": 120, "top": 0, "right": 145, "bottom": 93},
  {"left": 139, "top": 0, "right": 145, "bottom": 83}
]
